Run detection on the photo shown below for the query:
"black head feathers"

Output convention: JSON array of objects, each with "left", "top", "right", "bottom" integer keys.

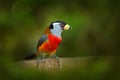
[{"left": 50, "top": 21, "right": 66, "bottom": 29}]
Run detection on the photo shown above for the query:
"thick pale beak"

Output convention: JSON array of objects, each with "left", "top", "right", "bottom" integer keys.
[{"left": 64, "top": 24, "right": 72, "bottom": 30}]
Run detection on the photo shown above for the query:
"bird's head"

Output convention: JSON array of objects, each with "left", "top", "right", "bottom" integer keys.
[
  {"left": 50, "top": 21, "right": 72, "bottom": 30},
  {"left": 49, "top": 21, "right": 72, "bottom": 37}
]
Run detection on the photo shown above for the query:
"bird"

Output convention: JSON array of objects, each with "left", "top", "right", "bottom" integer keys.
[{"left": 24, "top": 21, "right": 72, "bottom": 65}]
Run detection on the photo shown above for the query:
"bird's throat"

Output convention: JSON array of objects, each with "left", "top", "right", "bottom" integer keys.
[{"left": 50, "top": 26, "right": 63, "bottom": 37}]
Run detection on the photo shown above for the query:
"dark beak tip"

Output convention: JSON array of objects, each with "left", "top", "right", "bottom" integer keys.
[{"left": 69, "top": 27, "right": 72, "bottom": 29}]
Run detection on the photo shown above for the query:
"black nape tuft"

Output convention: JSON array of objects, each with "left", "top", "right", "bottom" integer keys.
[{"left": 50, "top": 23, "right": 53, "bottom": 29}]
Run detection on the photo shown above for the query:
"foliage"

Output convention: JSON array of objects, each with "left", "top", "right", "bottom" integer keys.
[{"left": 0, "top": 0, "right": 120, "bottom": 80}]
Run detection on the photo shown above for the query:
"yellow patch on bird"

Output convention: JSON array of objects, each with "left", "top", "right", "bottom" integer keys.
[{"left": 64, "top": 24, "right": 71, "bottom": 30}]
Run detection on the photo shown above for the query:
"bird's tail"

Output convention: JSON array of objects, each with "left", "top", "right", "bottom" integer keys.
[{"left": 23, "top": 53, "right": 36, "bottom": 60}]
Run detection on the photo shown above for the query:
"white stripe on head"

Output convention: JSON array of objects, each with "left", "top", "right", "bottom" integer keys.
[{"left": 50, "top": 22, "right": 63, "bottom": 37}]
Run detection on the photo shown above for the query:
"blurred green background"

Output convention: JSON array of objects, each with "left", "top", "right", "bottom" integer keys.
[{"left": 0, "top": 0, "right": 120, "bottom": 80}]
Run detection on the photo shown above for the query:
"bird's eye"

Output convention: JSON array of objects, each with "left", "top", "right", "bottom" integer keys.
[{"left": 60, "top": 24, "right": 65, "bottom": 29}]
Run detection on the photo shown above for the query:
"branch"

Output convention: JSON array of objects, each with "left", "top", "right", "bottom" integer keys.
[{"left": 19, "top": 56, "right": 112, "bottom": 70}]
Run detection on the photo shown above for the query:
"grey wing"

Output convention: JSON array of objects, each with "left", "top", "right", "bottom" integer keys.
[{"left": 37, "top": 34, "right": 48, "bottom": 49}]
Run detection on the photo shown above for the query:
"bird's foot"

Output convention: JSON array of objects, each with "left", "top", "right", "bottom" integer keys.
[
  {"left": 36, "top": 58, "right": 40, "bottom": 67},
  {"left": 51, "top": 55, "right": 60, "bottom": 67}
]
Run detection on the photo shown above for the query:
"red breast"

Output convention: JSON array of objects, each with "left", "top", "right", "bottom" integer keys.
[{"left": 38, "top": 34, "right": 62, "bottom": 53}]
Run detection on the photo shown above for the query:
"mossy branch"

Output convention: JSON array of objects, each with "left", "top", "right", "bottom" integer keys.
[{"left": 19, "top": 56, "right": 113, "bottom": 70}]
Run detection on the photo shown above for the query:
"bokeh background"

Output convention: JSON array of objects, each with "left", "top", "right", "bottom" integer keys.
[{"left": 0, "top": 0, "right": 120, "bottom": 80}]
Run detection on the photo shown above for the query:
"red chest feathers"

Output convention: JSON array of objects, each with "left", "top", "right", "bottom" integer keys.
[{"left": 39, "top": 34, "right": 62, "bottom": 53}]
